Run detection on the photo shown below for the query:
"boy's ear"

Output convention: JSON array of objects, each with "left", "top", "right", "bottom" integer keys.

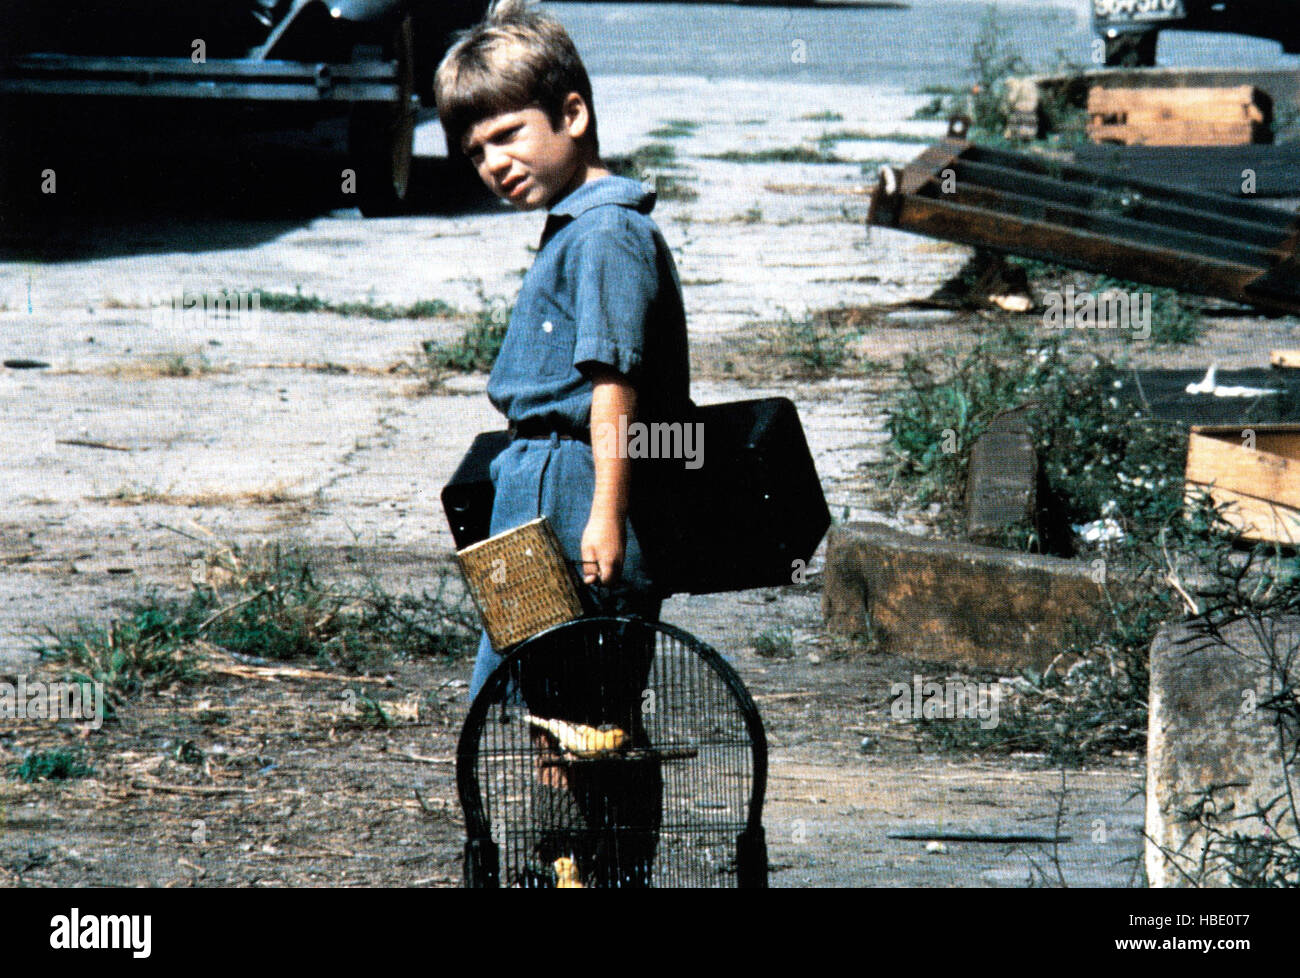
[{"left": 561, "top": 91, "right": 592, "bottom": 143}]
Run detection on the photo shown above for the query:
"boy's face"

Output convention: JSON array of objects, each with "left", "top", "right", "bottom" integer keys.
[{"left": 460, "top": 96, "right": 591, "bottom": 211}]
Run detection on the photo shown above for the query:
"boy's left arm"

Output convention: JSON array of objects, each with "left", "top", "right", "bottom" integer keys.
[{"left": 582, "top": 364, "right": 636, "bottom": 586}]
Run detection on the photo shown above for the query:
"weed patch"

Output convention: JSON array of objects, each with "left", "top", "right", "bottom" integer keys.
[
  {"left": 252, "top": 287, "right": 458, "bottom": 321},
  {"left": 606, "top": 143, "right": 699, "bottom": 201},
  {"left": 11, "top": 748, "right": 94, "bottom": 783},
  {"left": 38, "top": 542, "right": 479, "bottom": 704},
  {"left": 707, "top": 145, "right": 847, "bottom": 164}
]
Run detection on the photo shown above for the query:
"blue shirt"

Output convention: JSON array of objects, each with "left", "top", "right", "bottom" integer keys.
[{"left": 486, "top": 175, "right": 691, "bottom": 429}]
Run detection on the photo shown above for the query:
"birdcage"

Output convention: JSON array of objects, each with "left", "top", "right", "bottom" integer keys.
[{"left": 457, "top": 616, "right": 768, "bottom": 888}]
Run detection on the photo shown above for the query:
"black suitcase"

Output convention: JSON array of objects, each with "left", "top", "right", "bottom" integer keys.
[
  {"left": 441, "top": 430, "right": 511, "bottom": 550},
  {"left": 440, "top": 398, "right": 830, "bottom": 595},
  {"left": 630, "top": 397, "right": 830, "bottom": 595}
]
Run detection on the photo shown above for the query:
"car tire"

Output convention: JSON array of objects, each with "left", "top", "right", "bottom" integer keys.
[
  {"left": 0, "top": 96, "right": 47, "bottom": 209},
  {"left": 1103, "top": 30, "right": 1158, "bottom": 68},
  {"left": 349, "top": 13, "right": 416, "bottom": 217}
]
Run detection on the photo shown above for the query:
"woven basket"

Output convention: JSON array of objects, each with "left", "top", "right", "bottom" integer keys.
[{"left": 456, "top": 517, "right": 584, "bottom": 650}]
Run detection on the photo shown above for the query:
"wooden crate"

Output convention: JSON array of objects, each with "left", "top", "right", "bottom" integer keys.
[
  {"left": 1185, "top": 425, "right": 1300, "bottom": 544},
  {"left": 1088, "top": 85, "right": 1272, "bottom": 147}
]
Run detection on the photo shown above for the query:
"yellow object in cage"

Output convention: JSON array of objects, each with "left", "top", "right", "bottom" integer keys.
[
  {"left": 525, "top": 715, "right": 629, "bottom": 757},
  {"left": 455, "top": 517, "right": 585, "bottom": 651},
  {"left": 554, "top": 857, "right": 584, "bottom": 888}
]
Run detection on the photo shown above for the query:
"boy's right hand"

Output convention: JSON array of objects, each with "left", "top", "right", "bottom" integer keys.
[{"left": 580, "top": 512, "right": 625, "bottom": 587}]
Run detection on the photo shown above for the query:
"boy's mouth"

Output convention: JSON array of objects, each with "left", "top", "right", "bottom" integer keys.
[{"left": 501, "top": 175, "right": 528, "bottom": 199}]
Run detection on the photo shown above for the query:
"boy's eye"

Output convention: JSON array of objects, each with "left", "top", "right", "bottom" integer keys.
[{"left": 494, "top": 125, "right": 522, "bottom": 145}]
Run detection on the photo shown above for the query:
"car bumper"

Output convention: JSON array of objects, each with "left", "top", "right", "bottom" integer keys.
[{"left": 0, "top": 53, "right": 398, "bottom": 104}]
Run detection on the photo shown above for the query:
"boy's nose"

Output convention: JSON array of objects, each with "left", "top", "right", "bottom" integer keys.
[{"left": 484, "top": 146, "right": 513, "bottom": 180}]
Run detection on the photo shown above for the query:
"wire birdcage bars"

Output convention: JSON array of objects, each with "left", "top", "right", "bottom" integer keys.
[{"left": 457, "top": 616, "right": 768, "bottom": 888}]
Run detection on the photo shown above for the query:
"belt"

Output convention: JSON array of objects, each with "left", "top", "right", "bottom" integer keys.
[{"left": 507, "top": 418, "right": 591, "bottom": 443}]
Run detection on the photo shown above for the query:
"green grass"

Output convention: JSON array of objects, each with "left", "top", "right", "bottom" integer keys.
[
  {"left": 1006, "top": 260, "right": 1207, "bottom": 347},
  {"left": 887, "top": 324, "right": 1187, "bottom": 527},
  {"left": 39, "top": 543, "right": 479, "bottom": 702},
  {"left": 706, "top": 145, "right": 847, "bottom": 164},
  {"left": 753, "top": 628, "right": 795, "bottom": 658},
  {"left": 160, "top": 354, "right": 215, "bottom": 378},
  {"left": 252, "top": 287, "right": 458, "bottom": 321},
  {"left": 11, "top": 748, "right": 94, "bottom": 783},
  {"left": 41, "top": 599, "right": 206, "bottom": 704},
  {"left": 798, "top": 110, "right": 843, "bottom": 122},
  {"left": 609, "top": 142, "right": 678, "bottom": 170},
  {"left": 818, "top": 130, "right": 934, "bottom": 146},
  {"left": 899, "top": 4, "right": 1089, "bottom": 147},
  {"left": 421, "top": 298, "right": 510, "bottom": 377},
  {"left": 769, "top": 312, "right": 852, "bottom": 376},
  {"left": 1094, "top": 275, "right": 1206, "bottom": 345},
  {"left": 647, "top": 119, "right": 700, "bottom": 140},
  {"left": 606, "top": 143, "right": 700, "bottom": 202},
  {"left": 911, "top": 96, "right": 950, "bottom": 120}
]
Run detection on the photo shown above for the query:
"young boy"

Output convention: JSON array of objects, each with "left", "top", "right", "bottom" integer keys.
[
  {"left": 435, "top": 0, "right": 690, "bottom": 885},
  {"left": 435, "top": 0, "right": 691, "bottom": 703}
]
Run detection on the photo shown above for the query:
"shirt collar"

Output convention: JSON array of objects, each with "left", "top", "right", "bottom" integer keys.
[{"left": 547, "top": 174, "right": 657, "bottom": 220}]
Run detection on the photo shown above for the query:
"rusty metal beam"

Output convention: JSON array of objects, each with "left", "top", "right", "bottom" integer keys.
[{"left": 868, "top": 123, "right": 1300, "bottom": 316}]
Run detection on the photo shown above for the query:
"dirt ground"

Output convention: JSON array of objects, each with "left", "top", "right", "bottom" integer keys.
[{"left": 4, "top": 74, "right": 1289, "bottom": 886}]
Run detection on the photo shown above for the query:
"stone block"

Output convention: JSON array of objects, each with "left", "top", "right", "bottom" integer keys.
[
  {"left": 965, "top": 412, "right": 1037, "bottom": 545},
  {"left": 821, "top": 521, "right": 1107, "bottom": 671},
  {"left": 1146, "top": 618, "right": 1300, "bottom": 887}
]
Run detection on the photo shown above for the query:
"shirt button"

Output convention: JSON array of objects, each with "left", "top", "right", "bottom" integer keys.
[{"left": 542, "top": 321, "right": 553, "bottom": 333}]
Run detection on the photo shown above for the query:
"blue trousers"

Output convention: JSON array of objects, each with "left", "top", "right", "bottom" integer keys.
[{"left": 468, "top": 434, "right": 662, "bottom": 702}]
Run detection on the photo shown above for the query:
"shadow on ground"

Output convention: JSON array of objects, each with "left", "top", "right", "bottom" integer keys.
[{"left": 0, "top": 107, "right": 502, "bottom": 262}]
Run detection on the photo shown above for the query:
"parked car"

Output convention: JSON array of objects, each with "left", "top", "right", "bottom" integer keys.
[
  {"left": 0, "top": 0, "right": 489, "bottom": 214},
  {"left": 1093, "top": 0, "right": 1300, "bottom": 67}
]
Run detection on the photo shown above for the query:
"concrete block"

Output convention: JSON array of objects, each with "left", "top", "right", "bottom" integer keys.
[
  {"left": 821, "top": 521, "right": 1107, "bottom": 671},
  {"left": 965, "top": 413, "right": 1037, "bottom": 545},
  {"left": 1146, "top": 618, "right": 1300, "bottom": 887}
]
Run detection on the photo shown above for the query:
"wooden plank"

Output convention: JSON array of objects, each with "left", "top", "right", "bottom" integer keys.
[
  {"left": 1271, "top": 350, "right": 1300, "bottom": 369},
  {"left": 1185, "top": 485, "right": 1300, "bottom": 544},
  {"left": 1187, "top": 425, "right": 1300, "bottom": 508},
  {"left": 1089, "top": 85, "right": 1267, "bottom": 115},
  {"left": 891, "top": 193, "right": 1283, "bottom": 311},
  {"left": 1087, "top": 121, "right": 1265, "bottom": 147},
  {"left": 1093, "top": 105, "right": 1267, "bottom": 124},
  {"left": 1186, "top": 425, "right": 1300, "bottom": 543}
]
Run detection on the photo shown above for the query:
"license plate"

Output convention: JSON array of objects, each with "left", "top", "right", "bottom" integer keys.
[{"left": 1093, "top": 0, "right": 1185, "bottom": 23}]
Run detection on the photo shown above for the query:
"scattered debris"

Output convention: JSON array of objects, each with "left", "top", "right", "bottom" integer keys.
[
  {"left": 868, "top": 121, "right": 1300, "bottom": 315},
  {"left": 56, "top": 438, "right": 131, "bottom": 452},
  {"left": 1184, "top": 364, "right": 1279, "bottom": 399},
  {"left": 892, "top": 831, "right": 1073, "bottom": 844},
  {"left": 1072, "top": 517, "right": 1125, "bottom": 545}
]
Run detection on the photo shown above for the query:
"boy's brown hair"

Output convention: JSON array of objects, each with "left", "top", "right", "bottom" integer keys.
[{"left": 434, "top": 0, "right": 599, "bottom": 158}]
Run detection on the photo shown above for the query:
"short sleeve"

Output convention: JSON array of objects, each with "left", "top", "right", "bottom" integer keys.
[{"left": 567, "top": 220, "right": 658, "bottom": 381}]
